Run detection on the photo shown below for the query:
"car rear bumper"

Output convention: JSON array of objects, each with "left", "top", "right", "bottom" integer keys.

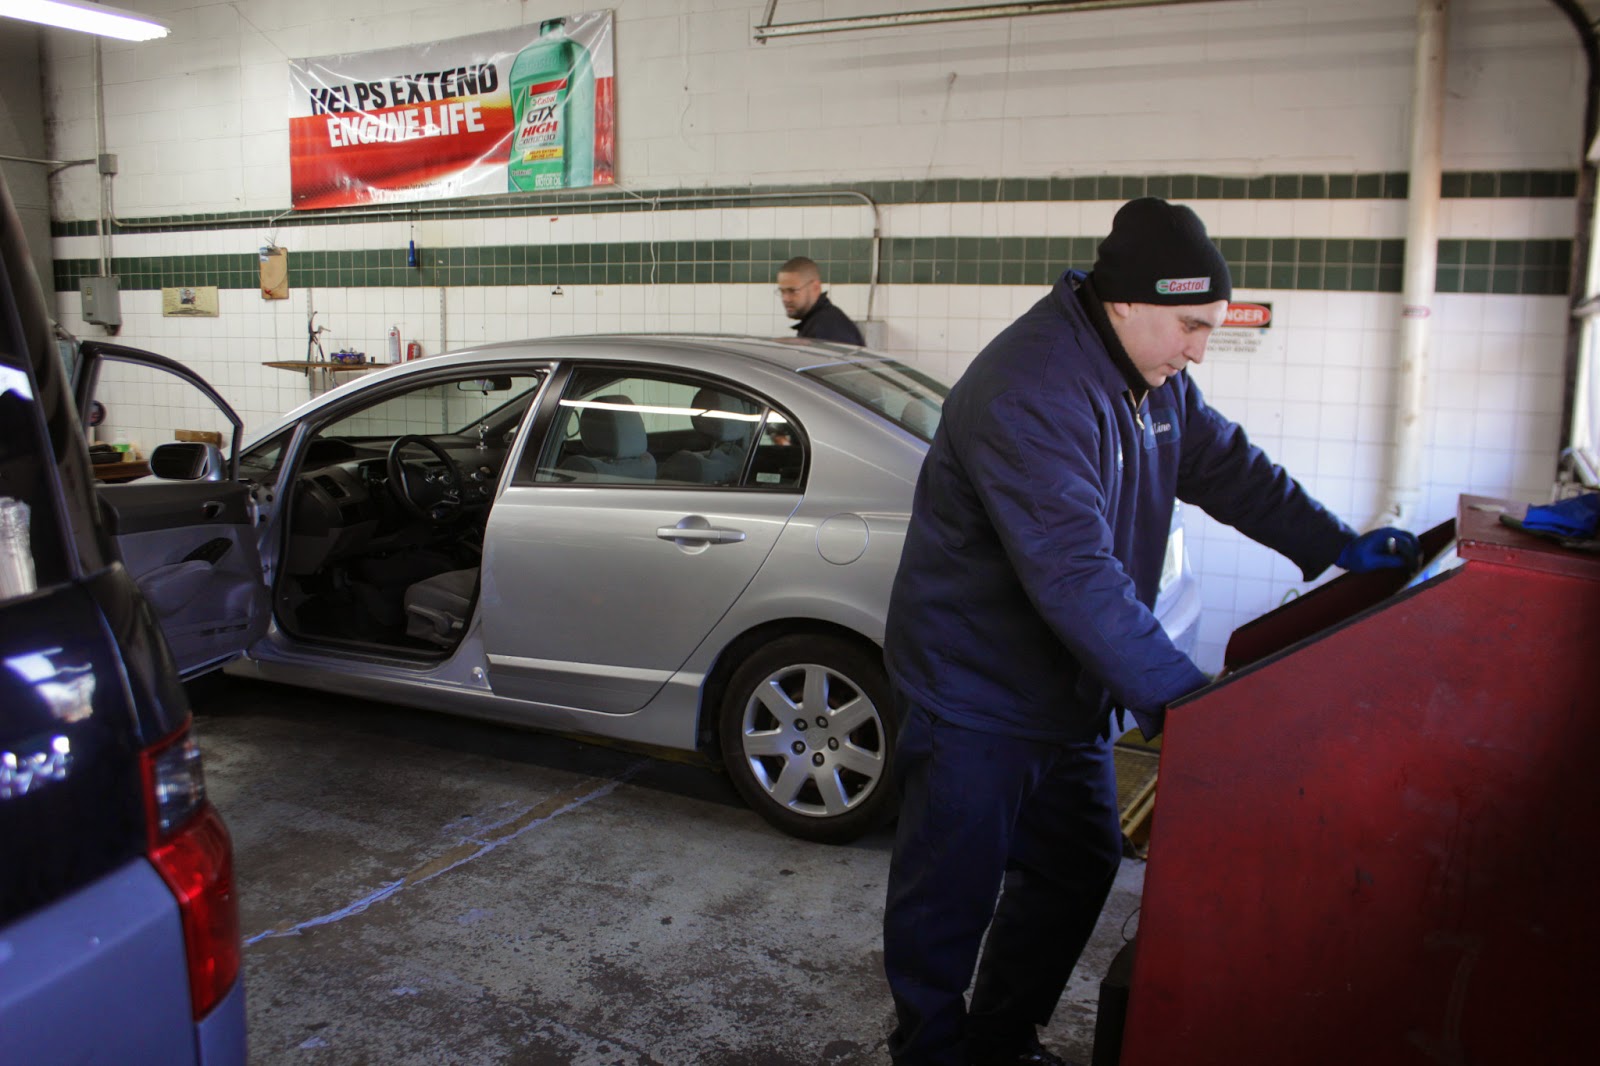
[
  {"left": 198, "top": 966, "right": 248, "bottom": 1064},
  {"left": 0, "top": 857, "right": 242, "bottom": 1064}
]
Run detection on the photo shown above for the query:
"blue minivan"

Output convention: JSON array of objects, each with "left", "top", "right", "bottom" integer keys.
[{"left": 0, "top": 174, "right": 246, "bottom": 1059}]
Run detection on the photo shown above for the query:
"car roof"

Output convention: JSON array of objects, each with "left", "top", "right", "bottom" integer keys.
[
  {"left": 443, "top": 333, "right": 896, "bottom": 373},
  {"left": 263, "top": 334, "right": 906, "bottom": 438}
]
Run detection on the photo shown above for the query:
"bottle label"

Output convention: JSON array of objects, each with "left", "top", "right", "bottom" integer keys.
[{"left": 514, "top": 78, "right": 568, "bottom": 189}]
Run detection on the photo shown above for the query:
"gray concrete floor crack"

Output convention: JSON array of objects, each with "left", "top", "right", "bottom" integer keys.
[{"left": 244, "top": 760, "right": 648, "bottom": 946}]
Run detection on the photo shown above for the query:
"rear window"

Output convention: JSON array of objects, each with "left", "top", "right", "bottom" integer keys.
[
  {"left": 797, "top": 358, "right": 948, "bottom": 442},
  {"left": 1, "top": 365, "right": 67, "bottom": 602}
]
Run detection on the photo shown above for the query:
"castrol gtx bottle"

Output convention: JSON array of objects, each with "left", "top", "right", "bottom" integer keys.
[{"left": 508, "top": 18, "right": 595, "bottom": 191}]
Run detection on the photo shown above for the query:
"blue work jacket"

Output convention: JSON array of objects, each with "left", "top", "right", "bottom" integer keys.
[{"left": 884, "top": 271, "right": 1353, "bottom": 740}]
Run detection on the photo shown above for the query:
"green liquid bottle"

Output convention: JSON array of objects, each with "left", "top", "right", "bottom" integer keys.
[{"left": 508, "top": 18, "right": 596, "bottom": 191}]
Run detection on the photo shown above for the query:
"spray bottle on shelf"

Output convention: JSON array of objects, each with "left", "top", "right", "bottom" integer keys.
[{"left": 388, "top": 325, "right": 402, "bottom": 364}]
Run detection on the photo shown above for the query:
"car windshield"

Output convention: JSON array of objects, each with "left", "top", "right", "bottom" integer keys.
[
  {"left": 797, "top": 358, "right": 948, "bottom": 442},
  {"left": 316, "top": 375, "right": 545, "bottom": 442}
]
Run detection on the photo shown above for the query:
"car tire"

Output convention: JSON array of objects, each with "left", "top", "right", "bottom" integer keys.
[{"left": 718, "top": 634, "right": 897, "bottom": 844}]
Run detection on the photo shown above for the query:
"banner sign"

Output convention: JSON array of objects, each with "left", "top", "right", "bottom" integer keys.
[{"left": 287, "top": 12, "right": 615, "bottom": 210}]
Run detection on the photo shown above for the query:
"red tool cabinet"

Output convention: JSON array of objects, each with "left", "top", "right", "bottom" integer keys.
[{"left": 1115, "top": 495, "right": 1600, "bottom": 1065}]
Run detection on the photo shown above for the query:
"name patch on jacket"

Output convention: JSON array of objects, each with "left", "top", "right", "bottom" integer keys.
[{"left": 1143, "top": 407, "right": 1181, "bottom": 449}]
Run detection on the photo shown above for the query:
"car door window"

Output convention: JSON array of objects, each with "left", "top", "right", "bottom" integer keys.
[
  {"left": 237, "top": 430, "right": 292, "bottom": 489},
  {"left": 81, "top": 356, "right": 238, "bottom": 477},
  {"left": 529, "top": 367, "right": 799, "bottom": 489}
]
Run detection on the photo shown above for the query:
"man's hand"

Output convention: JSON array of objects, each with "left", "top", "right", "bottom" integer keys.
[{"left": 1336, "top": 527, "right": 1420, "bottom": 572}]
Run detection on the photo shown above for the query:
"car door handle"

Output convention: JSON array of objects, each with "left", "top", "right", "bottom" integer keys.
[
  {"left": 202, "top": 501, "right": 226, "bottom": 520},
  {"left": 656, "top": 525, "right": 746, "bottom": 544}
]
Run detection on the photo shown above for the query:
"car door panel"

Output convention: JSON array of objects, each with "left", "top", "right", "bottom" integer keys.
[
  {"left": 481, "top": 487, "right": 797, "bottom": 713},
  {"left": 98, "top": 481, "right": 254, "bottom": 533},
  {"left": 97, "top": 481, "right": 268, "bottom": 677},
  {"left": 73, "top": 342, "right": 266, "bottom": 678}
]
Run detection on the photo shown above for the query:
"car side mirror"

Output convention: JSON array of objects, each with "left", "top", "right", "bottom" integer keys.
[{"left": 150, "top": 441, "right": 225, "bottom": 482}]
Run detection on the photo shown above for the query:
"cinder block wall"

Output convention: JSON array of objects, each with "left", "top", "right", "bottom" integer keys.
[{"left": 39, "top": 0, "right": 1583, "bottom": 671}]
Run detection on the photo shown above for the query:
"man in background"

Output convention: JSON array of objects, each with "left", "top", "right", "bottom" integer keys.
[{"left": 777, "top": 256, "right": 864, "bottom": 345}]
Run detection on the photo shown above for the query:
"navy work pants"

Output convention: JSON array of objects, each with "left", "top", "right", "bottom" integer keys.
[{"left": 882, "top": 697, "right": 1123, "bottom": 1066}]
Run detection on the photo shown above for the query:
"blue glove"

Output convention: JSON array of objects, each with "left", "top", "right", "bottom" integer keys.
[
  {"left": 1521, "top": 493, "right": 1600, "bottom": 539},
  {"left": 1336, "top": 527, "right": 1420, "bottom": 572}
]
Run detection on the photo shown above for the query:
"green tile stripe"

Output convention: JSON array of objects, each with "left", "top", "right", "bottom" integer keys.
[
  {"left": 52, "top": 237, "right": 1570, "bottom": 297},
  {"left": 48, "top": 169, "right": 1577, "bottom": 238},
  {"left": 52, "top": 239, "right": 875, "bottom": 293}
]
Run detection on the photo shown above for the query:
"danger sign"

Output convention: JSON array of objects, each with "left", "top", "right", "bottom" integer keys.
[{"left": 1224, "top": 302, "right": 1273, "bottom": 328}]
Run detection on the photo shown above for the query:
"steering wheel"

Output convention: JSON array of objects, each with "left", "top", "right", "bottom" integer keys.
[{"left": 385, "top": 434, "right": 467, "bottom": 524}]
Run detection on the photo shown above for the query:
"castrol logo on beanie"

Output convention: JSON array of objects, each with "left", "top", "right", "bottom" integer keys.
[{"left": 1155, "top": 277, "right": 1211, "bottom": 296}]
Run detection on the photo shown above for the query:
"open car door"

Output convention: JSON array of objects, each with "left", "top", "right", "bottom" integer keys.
[{"left": 74, "top": 341, "right": 268, "bottom": 677}]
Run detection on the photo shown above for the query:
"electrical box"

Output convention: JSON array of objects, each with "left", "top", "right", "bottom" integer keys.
[
  {"left": 858, "top": 319, "right": 887, "bottom": 350},
  {"left": 80, "top": 276, "right": 121, "bottom": 327}
]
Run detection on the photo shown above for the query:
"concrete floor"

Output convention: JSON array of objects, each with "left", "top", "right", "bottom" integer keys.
[{"left": 190, "top": 675, "right": 1145, "bottom": 1065}]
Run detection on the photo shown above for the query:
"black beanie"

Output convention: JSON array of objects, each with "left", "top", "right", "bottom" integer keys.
[{"left": 1090, "top": 197, "right": 1232, "bottom": 306}]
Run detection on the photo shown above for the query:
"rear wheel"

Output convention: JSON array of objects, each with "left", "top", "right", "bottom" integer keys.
[{"left": 718, "top": 634, "right": 897, "bottom": 844}]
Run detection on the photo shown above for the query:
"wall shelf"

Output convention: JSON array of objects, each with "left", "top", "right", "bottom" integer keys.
[{"left": 264, "top": 361, "right": 386, "bottom": 374}]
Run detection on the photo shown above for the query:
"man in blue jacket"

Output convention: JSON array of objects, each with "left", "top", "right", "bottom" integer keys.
[{"left": 880, "top": 197, "right": 1417, "bottom": 1066}]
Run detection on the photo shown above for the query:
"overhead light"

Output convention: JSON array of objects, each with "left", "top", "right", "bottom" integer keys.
[{"left": 0, "top": 0, "right": 171, "bottom": 41}]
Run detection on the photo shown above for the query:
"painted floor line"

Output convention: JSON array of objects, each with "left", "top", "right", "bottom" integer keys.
[{"left": 245, "top": 761, "right": 648, "bottom": 946}]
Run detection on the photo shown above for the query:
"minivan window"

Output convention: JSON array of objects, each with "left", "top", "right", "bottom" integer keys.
[{"left": 0, "top": 366, "right": 66, "bottom": 600}]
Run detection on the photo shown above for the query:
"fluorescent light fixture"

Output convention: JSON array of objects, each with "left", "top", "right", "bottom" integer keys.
[{"left": 0, "top": 0, "right": 171, "bottom": 41}]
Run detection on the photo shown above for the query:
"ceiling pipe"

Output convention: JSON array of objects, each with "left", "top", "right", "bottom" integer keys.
[
  {"left": 1372, "top": 0, "right": 1448, "bottom": 531},
  {"left": 754, "top": 0, "right": 1226, "bottom": 42}
]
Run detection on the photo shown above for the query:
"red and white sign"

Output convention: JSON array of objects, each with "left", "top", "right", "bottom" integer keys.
[
  {"left": 1224, "top": 302, "right": 1273, "bottom": 329},
  {"left": 287, "top": 12, "right": 615, "bottom": 210}
]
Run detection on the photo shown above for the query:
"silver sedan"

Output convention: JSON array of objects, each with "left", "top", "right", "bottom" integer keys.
[{"left": 80, "top": 334, "right": 1197, "bottom": 843}]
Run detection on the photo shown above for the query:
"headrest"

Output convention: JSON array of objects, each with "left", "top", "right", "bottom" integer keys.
[
  {"left": 690, "top": 387, "right": 752, "bottom": 443},
  {"left": 900, "top": 396, "right": 938, "bottom": 437},
  {"left": 579, "top": 394, "right": 648, "bottom": 458}
]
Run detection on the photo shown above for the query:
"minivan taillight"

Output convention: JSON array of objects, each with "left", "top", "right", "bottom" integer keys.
[{"left": 140, "top": 723, "right": 241, "bottom": 1019}]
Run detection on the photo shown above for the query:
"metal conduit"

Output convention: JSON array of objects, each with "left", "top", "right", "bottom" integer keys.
[
  {"left": 1549, "top": 0, "right": 1599, "bottom": 487},
  {"left": 755, "top": 0, "right": 1229, "bottom": 42},
  {"left": 0, "top": 153, "right": 95, "bottom": 168}
]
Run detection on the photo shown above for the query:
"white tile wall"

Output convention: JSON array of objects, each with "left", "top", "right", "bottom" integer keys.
[{"left": 37, "top": 0, "right": 1586, "bottom": 674}]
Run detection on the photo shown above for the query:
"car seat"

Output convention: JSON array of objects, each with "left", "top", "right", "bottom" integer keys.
[
  {"left": 556, "top": 395, "right": 656, "bottom": 481},
  {"left": 403, "top": 567, "right": 478, "bottom": 646},
  {"left": 658, "top": 387, "right": 754, "bottom": 486}
]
